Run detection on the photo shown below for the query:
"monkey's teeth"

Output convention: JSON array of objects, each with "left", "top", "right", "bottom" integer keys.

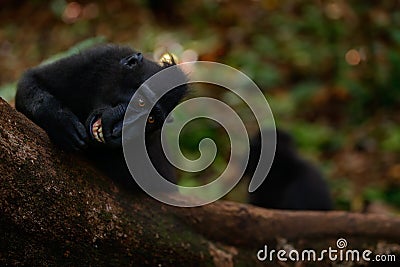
[
  {"left": 93, "top": 131, "right": 101, "bottom": 143},
  {"left": 92, "top": 118, "right": 105, "bottom": 143},
  {"left": 99, "top": 131, "right": 105, "bottom": 143}
]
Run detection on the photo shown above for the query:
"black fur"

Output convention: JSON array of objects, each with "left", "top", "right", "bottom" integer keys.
[
  {"left": 246, "top": 129, "right": 333, "bottom": 210},
  {"left": 15, "top": 44, "right": 187, "bottom": 187}
]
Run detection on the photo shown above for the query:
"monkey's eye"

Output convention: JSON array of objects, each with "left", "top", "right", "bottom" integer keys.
[
  {"left": 138, "top": 98, "right": 145, "bottom": 107},
  {"left": 148, "top": 116, "right": 155, "bottom": 124}
]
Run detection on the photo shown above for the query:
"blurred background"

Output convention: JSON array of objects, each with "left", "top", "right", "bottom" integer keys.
[{"left": 1, "top": 0, "right": 400, "bottom": 213}]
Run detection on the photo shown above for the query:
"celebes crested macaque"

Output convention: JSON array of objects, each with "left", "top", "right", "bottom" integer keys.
[
  {"left": 246, "top": 129, "right": 333, "bottom": 210},
  {"left": 16, "top": 44, "right": 188, "bottom": 187}
]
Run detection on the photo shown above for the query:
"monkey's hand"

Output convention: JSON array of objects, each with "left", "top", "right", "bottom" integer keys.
[{"left": 44, "top": 109, "right": 88, "bottom": 151}]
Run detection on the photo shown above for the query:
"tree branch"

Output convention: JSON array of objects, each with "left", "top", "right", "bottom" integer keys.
[{"left": 1, "top": 98, "right": 399, "bottom": 266}]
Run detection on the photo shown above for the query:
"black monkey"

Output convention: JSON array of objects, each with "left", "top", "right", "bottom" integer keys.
[
  {"left": 246, "top": 129, "right": 333, "bottom": 210},
  {"left": 15, "top": 44, "right": 187, "bottom": 188}
]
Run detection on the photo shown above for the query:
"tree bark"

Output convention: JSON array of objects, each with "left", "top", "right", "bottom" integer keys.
[{"left": 1, "top": 98, "right": 399, "bottom": 266}]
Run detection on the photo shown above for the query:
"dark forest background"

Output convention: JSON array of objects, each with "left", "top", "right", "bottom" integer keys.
[{"left": 1, "top": 0, "right": 400, "bottom": 213}]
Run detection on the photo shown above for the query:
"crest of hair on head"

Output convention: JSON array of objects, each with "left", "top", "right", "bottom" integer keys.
[{"left": 159, "top": 53, "right": 177, "bottom": 67}]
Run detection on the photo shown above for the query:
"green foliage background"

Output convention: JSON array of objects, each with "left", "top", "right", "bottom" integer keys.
[{"left": 1, "top": 0, "right": 400, "bottom": 212}]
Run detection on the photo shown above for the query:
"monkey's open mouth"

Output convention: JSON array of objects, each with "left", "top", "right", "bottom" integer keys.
[
  {"left": 87, "top": 105, "right": 125, "bottom": 146},
  {"left": 91, "top": 117, "right": 105, "bottom": 143}
]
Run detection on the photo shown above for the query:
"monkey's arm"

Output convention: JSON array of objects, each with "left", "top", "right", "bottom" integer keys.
[{"left": 15, "top": 70, "right": 88, "bottom": 151}]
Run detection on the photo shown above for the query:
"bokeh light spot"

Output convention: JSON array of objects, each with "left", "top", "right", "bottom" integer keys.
[
  {"left": 345, "top": 49, "right": 361, "bottom": 66},
  {"left": 62, "top": 2, "right": 82, "bottom": 24}
]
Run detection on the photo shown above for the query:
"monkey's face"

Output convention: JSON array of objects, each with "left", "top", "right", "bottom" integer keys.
[
  {"left": 86, "top": 52, "right": 186, "bottom": 148},
  {"left": 87, "top": 100, "right": 166, "bottom": 148}
]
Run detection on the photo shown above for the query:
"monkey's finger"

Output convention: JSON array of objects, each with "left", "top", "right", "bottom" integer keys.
[{"left": 73, "top": 121, "right": 88, "bottom": 141}]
